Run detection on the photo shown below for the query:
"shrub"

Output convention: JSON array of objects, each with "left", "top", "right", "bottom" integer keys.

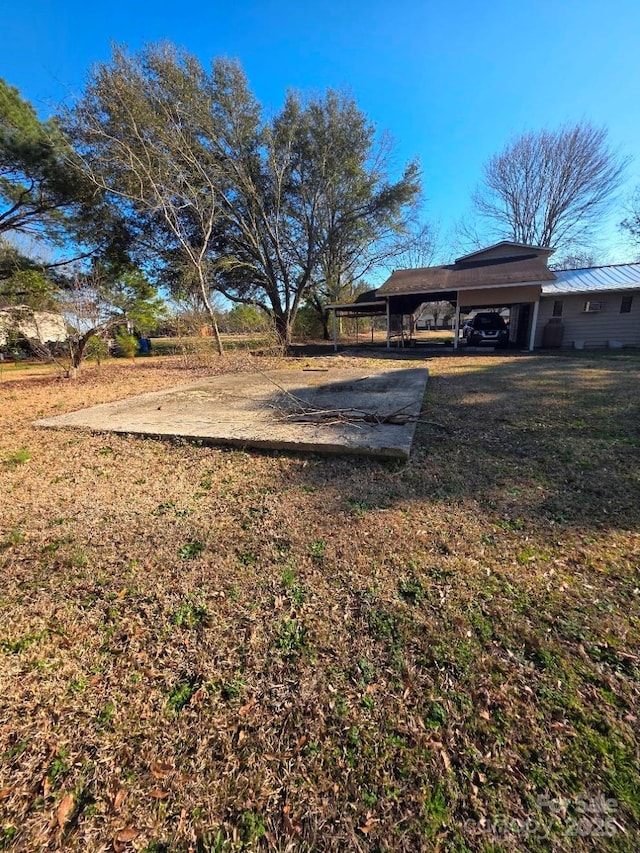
[{"left": 114, "top": 328, "right": 139, "bottom": 359}]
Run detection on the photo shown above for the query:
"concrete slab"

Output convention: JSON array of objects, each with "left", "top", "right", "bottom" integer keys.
[{"left": 35, "top": 366, "right": 428, "bottom": 459}]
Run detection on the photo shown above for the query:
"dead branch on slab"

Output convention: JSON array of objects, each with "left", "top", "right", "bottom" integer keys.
[
  {"left": 256, "top": 367, "right": 451, "bottom": 432},
  {"left": 267, "top": 398, "right": 451, "bottom": 432}
]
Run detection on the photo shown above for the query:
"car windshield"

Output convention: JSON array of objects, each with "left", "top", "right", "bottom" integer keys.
[{"left": 474, "top": 314, "right": 506, "bottom": 330}]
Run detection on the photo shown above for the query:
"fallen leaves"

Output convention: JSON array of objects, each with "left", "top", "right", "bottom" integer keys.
[
  {"left": 149, "top": 761, "right": 173, "bottom": 779},
  {"left": 56, "top": 793, "right": 74, "bottom": 829},
  {"left": 238, "top": 697, "right": 257, "bottom": 716},
  {"left": 148, "top": 788, "right": 169, "bottom": 799},
  {"left": 428, "top": 741, "right": 452, "bottom": 772},
  {"left": 115, "top": 826, "right": 139, "bottom": 842},
  {"left": 113, "top": 826, "right": 140, "bottom": 849},
  {"left": 1, "top": 354, "right": 639, "bottom": 853},
  {"left": 113, "top": 788, "right": 127, "bottom": 812},
  {"left": 282, "top": 803, "right": 302, "bottom": 836},
  {"left": 358, "top": 815, "right": 379, "bottom": 834}
]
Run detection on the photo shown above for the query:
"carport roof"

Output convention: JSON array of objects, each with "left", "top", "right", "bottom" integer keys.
[
  {"left": 377, "top": 253, "right": 555, "bottom": 297},
  {"left": 327, "top": 288, "right": 387, "bottom": 313}
]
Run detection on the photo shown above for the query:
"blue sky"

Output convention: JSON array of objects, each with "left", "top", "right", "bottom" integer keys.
[{"left": 3, "top": 0, "right": 640, "bottom": 264}]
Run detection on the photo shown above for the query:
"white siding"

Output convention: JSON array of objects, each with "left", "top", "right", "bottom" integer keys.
[
  {"left": 0, "top": 309, "right": 67, "bottom": 346},
  {"left": 535, "top": 292, "right": 640, "bottom": 348}
]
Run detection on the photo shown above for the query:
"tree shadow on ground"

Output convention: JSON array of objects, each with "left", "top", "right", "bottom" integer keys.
[{"left": 279, "top": 353, "right": 640, "bottom": 534}]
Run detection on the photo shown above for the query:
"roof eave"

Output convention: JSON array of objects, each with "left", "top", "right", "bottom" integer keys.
[{"left": 542, "top": 285, "right": 640, "bottom": 296}]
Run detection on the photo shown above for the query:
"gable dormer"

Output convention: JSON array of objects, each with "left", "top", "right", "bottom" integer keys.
[{"left": 455, "top": 242, "right": 554, "bottom": 265}]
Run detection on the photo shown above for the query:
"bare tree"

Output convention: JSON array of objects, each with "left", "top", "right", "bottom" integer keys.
[
  {"left": 416, "top": 300, "right": 454, "bottom": 329},
  {"left": 384, "top": 222, "right": 441, "bottom": 271},
  {"left": 67, "top": 45, "right": 226, "bottom": 354},
  {"left": 20, "top": 263, "right": 163, "bottom": 378},
  {"left": 621, "top": 186, "right": 640, "bottom": 258},
  {"left": 550, "top": 250, "right": 599, "bottom": 270},
  {"left": 472, "top": 122, "right": 627, "bottom": 254}
]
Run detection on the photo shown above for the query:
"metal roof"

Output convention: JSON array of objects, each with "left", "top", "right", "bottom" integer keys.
[{"left": 543, "top": 264, "right": 640, "bottom": 295}]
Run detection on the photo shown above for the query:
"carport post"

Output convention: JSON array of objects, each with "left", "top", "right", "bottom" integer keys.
[
  {"left": 528, "top": 300, "right": 540, "bottom": 351},
  {"left": 386, "top": 299, "right": 391, "bottom": 349},
  {"left": 332, "top": 308, "right": 338, "bottom": 352},
  {"left": 453, "top": 298, "right": 460, "bottom": 351}
]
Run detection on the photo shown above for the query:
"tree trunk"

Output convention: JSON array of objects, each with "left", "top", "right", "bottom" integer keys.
[
  {"left": 274, "top": 312, "right": 292, "bottom": 350},
  {"left": 66, "top": 328, "right": 102, "bottom": 377},
  {"left": 72, "top": 330, "right": 96, "bottom": 371},
  {"left": 198, "top": 272, "right": 224, "bottom": 356},
  {"left": 320, "top": 311, "right": 330, "bottom": 341},
  {"left": 208, "top": 309, "right": 224, "bottom": 356},
  {"left": 309, "top": 297, "right": 330, "bottom": 340}
]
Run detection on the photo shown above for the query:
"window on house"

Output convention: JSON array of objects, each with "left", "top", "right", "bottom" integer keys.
[
  {"left": 620, "top": 295, "right": 633, "bottom": 314},
  {"left": 552, "top": 300, "right": 563, "bottom": 317}
]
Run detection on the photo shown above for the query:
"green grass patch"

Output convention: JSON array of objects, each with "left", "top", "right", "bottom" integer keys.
[
  {"left": 173, "top": 595, "right": 208, "bottom": 629},
  {"left": 275, "top": 618, "right": 309, "bottom": 660},
  {"left": 178, "top": 540, "right": 205, "bottom": 560},
  {"left": 4, "top": 448, "right": 31, "bottom": 467}
]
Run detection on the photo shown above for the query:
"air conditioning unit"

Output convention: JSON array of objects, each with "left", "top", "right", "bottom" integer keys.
[{"left": 583, "top": 301, "right": 603, "bottom": 313}]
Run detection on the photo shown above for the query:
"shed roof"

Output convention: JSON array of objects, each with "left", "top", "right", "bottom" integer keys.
[{"left": 542, "top": 263, "right": 640, "bottom": 295}]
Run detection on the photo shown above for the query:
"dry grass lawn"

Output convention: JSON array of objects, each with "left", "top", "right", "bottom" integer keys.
[{"left": 1, "top": 348, "right": 639, "bottom": 852}]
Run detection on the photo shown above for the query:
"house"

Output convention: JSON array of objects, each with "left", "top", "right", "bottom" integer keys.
[
  {"left": 327, "top": 242, "right": 640, "bottom": 350},
  {"left": 0, "top": 305, "right": 67, "bottom": 348},
  {"left": 537, "top": 265, "right": 639, "bottom": 349}
]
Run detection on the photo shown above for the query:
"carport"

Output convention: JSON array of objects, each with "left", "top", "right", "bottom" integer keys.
[
  {"left": 327, "top": 289, "right": 388, "bottom": 349},
  {"left": 328, "top": 242, "right": 556, "bottom": 352}
]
